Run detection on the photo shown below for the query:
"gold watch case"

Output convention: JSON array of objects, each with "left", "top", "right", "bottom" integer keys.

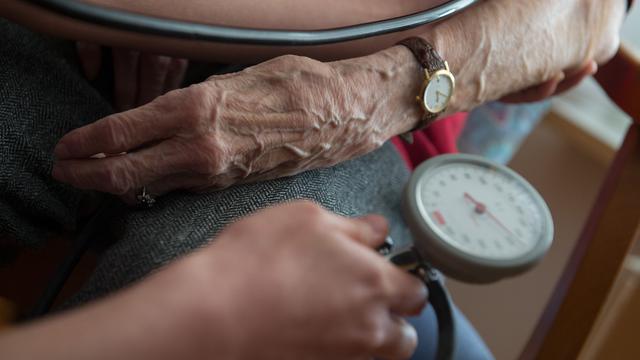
[{"left": 416, "top": 61, "right": 455, "bottom": 115}]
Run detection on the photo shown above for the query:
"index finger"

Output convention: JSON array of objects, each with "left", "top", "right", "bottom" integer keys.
[
  {"left": 328, "top": 214, "right": 389, "bottom": 250},
  {"left": 54, "top": 102, "right": 182, "bottom": 160},
  {"left": 385, "top": 265, "right": 429, "bottom": 316}
]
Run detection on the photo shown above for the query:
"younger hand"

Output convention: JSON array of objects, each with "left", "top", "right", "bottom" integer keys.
[
  {"left": 0, "top": 202, "right": 427, "bottom": 360},
  {"left": 159, "top": 201, "right": 428, "bottom": 359}
]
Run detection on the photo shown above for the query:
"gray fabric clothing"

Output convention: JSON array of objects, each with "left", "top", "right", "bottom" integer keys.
[
  {"left": 0, "top": 17, "right": 412, "bottom": 303},
  {"left": 0, "top": 19, "right": 111, "bottom": 246},
  {"left": 70, "top": 144, "right": 412, "bottom": 303}
]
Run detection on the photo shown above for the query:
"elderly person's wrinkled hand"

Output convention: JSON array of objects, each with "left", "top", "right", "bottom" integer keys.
[
  {"left": 53, "top": 0, "right": 626, "bottom": 200},
  {"left": 52, "top": 55, "right": 404, "bottom": 199}
]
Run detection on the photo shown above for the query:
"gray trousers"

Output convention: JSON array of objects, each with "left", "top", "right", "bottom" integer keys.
[{"left": 0, "top": 19, "right": 492, "bottom": 359}]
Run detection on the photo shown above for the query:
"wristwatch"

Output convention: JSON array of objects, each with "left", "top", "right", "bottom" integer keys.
[{"left": 398, "top": 37, "right": 455, "bottom": 143}]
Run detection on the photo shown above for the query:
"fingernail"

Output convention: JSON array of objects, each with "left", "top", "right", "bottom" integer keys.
[
  {"left": 54, "top": 143, "right": 70, "bottom": 159},
  {"left": 400, "top": 321, "right": 419, "bottom": 358},
  {"left": 412, "top": 286, "right": 429, "bottom": 316},
  {"left": 403, "top": 322, "right": 418, "bottom": 343},
  {"left": 361, "top": 215, "right": 389, "bottom": 235}
]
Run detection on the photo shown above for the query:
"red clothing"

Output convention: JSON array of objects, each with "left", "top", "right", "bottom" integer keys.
[{"left": 391, "top": 113, "right": 467, "bottom": 169}]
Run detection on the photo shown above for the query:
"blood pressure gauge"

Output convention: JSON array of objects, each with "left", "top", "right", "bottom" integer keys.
[{"left": 400, "top": 154, "right": 554, "bottom": 283}]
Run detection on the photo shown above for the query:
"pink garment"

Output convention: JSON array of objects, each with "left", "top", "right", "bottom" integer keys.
[{"left": 391, "top": 113, "right": 467, "bottom": 170}]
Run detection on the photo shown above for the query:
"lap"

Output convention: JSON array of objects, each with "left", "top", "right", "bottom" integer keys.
[
  {"left": 0, "top": 18, "right": 111, "bottom": 245},
  {"left": 0, "top": 18, "right": 412, "bottom": 303},
  {"left": 69, "top": 142, "right": 412, "bottom": 304}
]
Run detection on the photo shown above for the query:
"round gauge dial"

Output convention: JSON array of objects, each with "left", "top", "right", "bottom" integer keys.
[{"left": 403, "top": 154, "right": 553, "bottom": 283}]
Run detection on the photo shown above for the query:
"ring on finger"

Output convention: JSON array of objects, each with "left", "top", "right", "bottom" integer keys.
[{"left": 136, "top": 186, "right": 156, "bottom": 208}]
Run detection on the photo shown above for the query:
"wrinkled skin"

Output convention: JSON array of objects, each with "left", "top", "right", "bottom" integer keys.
[
  {"left": 0, "top": 202, "right": 428, "bottom": 360},
  {"left": 53, "top": 0, "right": 626, "bottom": 199},
  {"left": 52, "top": 55, "right": 412, "bottom": 198},
  {"left": 441, "top": 0, "right": 625, "bottom": 110}
]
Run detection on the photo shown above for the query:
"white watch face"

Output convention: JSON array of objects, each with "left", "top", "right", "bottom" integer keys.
[{"left": 423, "top": 71, "right": 454, "bottom": 113}]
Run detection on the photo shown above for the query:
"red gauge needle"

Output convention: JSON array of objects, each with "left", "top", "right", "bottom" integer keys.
[{"left": 464, "top": 192, "right": 514, "bottom": 236}]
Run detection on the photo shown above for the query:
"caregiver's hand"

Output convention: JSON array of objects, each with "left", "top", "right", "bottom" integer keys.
[
  {"left": 0, "top": 201, "right": 427, "bottom": 360},
  {"left": 197, "top": 201, "right": 427, "bottom": 359},
  {"left": 53, "top": 55, "right": 414, "bottom": 198}
]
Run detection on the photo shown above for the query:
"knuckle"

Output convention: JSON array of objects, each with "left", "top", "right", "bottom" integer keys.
[
  {"left": 221, "top": 218, "right": 252, "bottom": 240},
  {"left": 407, "top": 275, "right": 427, "bottom": 297},
  {"left": 295, "top": 201, "right": 330, "bottom": 224},
  {"left": 188, "top": 136, "right": 226, "bottom": 175},
  {"left": 181, "top": 111, "right": 204, "bottom": 132},
  {"left": 153, "top": 85, "right": 208, "bottom": 133},
  {"left": 294, "top": 200, "right": 324, "bottom": 215},
  {"left": 177, "top": 85, "right": 209, "bottom": 131},
  {"left": 103, "top": 164, "right": 132, "bottom": 195},
  {"left": 192, "top": 154, "right": 221, "bottom": 175},
  {"left": 261, "top": 54, "right": 305, "bottom": 69},
  {"left": 102, "top": 116, "right": 130, "bottom": 151},
  {"left": 276, "top": 54, "right": 322, "bottom": 69},
  {"left": 361, "top": 266, "right": 387, "bottom": 295}
]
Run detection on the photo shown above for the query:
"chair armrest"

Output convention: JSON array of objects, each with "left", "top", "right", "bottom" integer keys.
[{"left": 595, "top": 45, "right": 640, "bottom": 121}]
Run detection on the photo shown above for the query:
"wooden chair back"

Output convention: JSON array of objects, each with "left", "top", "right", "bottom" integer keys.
[{"left": 522, "top": 45, "right": 640, "bottom": 359}]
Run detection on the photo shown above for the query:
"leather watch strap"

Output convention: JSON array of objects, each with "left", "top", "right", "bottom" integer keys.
[
  {"left": 398, "top": 37, "right": 446, "bottom": 76},
  {"left": 397, "top": 37, "right": 446, "bottom": 142}
]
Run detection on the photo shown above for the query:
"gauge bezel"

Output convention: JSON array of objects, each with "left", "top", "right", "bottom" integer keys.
[{"left": 402, "top": 154, "right": 554, "bottom": 283}]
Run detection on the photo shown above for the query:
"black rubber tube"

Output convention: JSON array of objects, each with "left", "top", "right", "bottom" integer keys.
[
  {"left": 390, "top": 249, "right": 457, "bottom": 359},
  {"left": 25, "top": 0, "right": 480, "bottom": 46},
  {"left": 425, "top": 273, "right": 457, "bottom": 360}
]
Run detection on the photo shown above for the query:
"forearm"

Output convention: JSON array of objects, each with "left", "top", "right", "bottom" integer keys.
[
  {"left": 0, "top": 256, "right": 230, "bottom": 360},
  {"left": 341, "top": 0, "right": 623, "bottom": 126}
]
